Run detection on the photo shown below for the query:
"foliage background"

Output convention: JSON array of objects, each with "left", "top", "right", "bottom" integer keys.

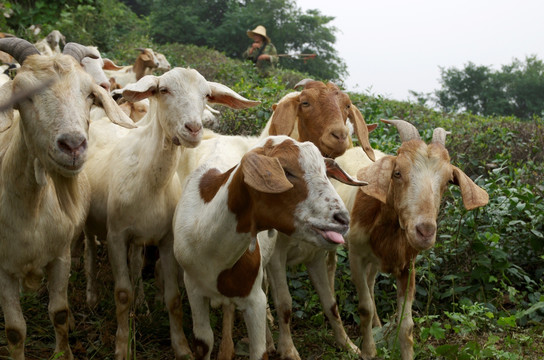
[{"left": 1, "top": 0, "right": 543, "bottom": 359}]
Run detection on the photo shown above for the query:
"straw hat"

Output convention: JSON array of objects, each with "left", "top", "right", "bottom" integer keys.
[{"left": 247, "top": 25, "right": 271, "bottom": 43}]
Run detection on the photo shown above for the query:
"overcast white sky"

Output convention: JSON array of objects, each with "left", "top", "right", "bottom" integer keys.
[{"left": 295, "top": 0, "right": 544, "bottom": 101}]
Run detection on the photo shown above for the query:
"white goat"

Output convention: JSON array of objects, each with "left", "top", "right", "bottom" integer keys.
[
  {"left": 173, "top": 135, "right": 366, "bottom": 360},
  {"left": 0, "top": 38, "right": 134, "bottom": 360},
  {"left": 82, "top": 67, "right": 259, "bottom": 359},
  {"left": 80, "top": 45, "right": 111, "bottom": 91},
  {"left": 333, "top": 119, "right": 489, "bottom": 360},
  {"left": 34, "top": 30, "right": 65, "bottom": 56}
]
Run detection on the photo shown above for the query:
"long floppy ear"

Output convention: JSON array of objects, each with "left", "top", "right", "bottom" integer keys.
[
  {"left": 122, "top": 75, "right": 158, "bottom": 102},
  {"left": 451, "top": 165, "right": 489, "bottom": 210},
  {"left": 348, "top": 105, "right": 376, "bottom": 161},
  {"left": 324, "top": 158, "right": 367, "bottom": 186},
  {"left": 268, "top": 95, "right": 299, "bottom": 136},
  {"left": 139, "top": 50, "right": 153, "bottom": 62},
  {"left": 367, "top": 123, "right": 378, "bottom": 133},
  {"left": 92, "top": 83, "right": 136, "bottom": 129},
  {"left": 207, "top": 81, "right": 260, "bottom": 109},
  {"left": 242, "top": 152, "right": 294, "bottom": 194},
  {"left": 102, "top": 58, "right": 124, "bottom": 71},
  {"left": 357, "top": 155, "right": 396, "bottom": 203}
]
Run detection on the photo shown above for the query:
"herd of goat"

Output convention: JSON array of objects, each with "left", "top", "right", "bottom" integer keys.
[{"left": 0, "top": 30, "right": 489, "bottom": 360}]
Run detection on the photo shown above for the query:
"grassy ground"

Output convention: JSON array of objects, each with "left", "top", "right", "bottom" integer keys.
[{"left": 1, "top": 245, "right": 543, "bottom": 360}]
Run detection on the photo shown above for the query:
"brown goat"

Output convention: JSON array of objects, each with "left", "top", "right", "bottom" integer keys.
[
  {"left": 103, "top": 48, "right": 159, "bottom": 87},
  {"left": 235, "top": 79, "right": 377, "bottom": 360},
  {"left": 266, "top": 79, "right": 376, "bottom": 161},
  {"left": 333, "top": 119, "right": 489, "bottom": 360}
]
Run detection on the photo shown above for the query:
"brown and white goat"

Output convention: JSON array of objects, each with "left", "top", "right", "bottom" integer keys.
[
  {"left": 173, "top": 136, "right": 366, "bottom": 360},
  {"left": 333, "top": 119, "right": 489, "bottom": 360},
  {"left": 103, "top": 48, "right": 160, "bottom": 87},
  {"left": 145, "top": 51, "right": 171, "bottom": 75},
  {"left": 258, "top": 79, "right": 377, "bottom": 359},
  {"left": 173, "top": 79, "right": 375, "bottom": 359},
  {"left": 0, "top": 38, "right": 134, "bottom": 360}
]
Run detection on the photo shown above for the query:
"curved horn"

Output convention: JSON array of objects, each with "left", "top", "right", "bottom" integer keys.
[
  {"left": 63, "top": 42, "right": 99, "bottom": 63},
  {"left": 432, "top": 127, "right": 451, "bottom": 146},
  {"left": 294, "top": 78, "right": 314, "bottom": 89},
  {"left": 0, "top": 37, "right": 40, "bottom": 65},
  {"left": 381, "top": 119, "right": 421, "bottom": 143}
]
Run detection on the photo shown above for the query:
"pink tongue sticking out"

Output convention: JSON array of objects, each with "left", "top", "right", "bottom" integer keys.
[{"left": 324, "top": 231, "right": 345, "bottom": 244}]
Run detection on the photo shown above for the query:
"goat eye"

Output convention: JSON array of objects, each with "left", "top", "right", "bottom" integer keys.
[
  {"left": 393, "top": 170, "right": 401, "bottom": 178},
  {"left": 301, "top": 101, "right": 310, "bottom": 107},
  {"left": 159, "top": 87, "right": 169, "bottom": 94},
  {"left": 284, "top": 169, "right": 296, "bottom": 179}
]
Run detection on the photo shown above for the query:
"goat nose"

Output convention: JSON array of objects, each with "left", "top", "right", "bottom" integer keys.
[
  {"left": 100, "top": 81, "right": 110, "bottom": 91},
  {"left": 333, "top": 211, "right": 350, "bottom": 227},
  {"left": 57, "top": 133, "right": 87, "bottom": 156},
  {"left": 416, "top": 222, "right": 436, "bottom": 240},
  {"left": 330, "top": 129, "right": 348, "bottom": 142},
  {"left": 185, "top": 121, "right": 202, "bottom": 136}
]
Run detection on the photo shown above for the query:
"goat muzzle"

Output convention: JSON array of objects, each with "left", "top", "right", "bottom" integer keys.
[{"left": 414, "top": 222, "right": 437, "bottom": 250}]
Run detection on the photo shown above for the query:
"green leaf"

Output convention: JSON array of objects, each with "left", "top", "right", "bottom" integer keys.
[
  {"left": 435, "top": 344, "right": 458, "bottom": 356},
  {"left": 497, "top": 315, "right": 517, "bottom": 327},
  {"left": 531, "top": 229, "right": 543, "bottom": 238},
  {"left": 428, "top": 321, "right": 446, "bottom": 340}
]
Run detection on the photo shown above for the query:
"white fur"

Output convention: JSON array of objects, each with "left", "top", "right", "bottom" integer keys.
[
  {"left": 173, "top": 136, "right": 351, "bottom": 360},
  {"left": 34, "top": 30, "right": 65, "bottom": 56},
  {"left": 80, "top": 46, "right": 111, "bottom": 91},
  {"left": 0, "top": 44, "right": 134, "bottom": 360},
  {"left": 83, "top": 67, "right": 259, "bottom": 359},
  {"left": 175, "top": 84, "right": 368, "bottom": 359}
]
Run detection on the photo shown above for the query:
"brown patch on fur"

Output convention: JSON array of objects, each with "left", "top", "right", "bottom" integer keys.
[
  {"left": 6, "top": 328, "right": 22, "bottom": 345},
  {"left": 116, "top": 290, "right": 130, "bottom": 305},
  {"left": 227, "top": 139, "right": 307, "bottom": 236},
  {"left": 283, "top": 309, "right": 291, "bottom": 325},
  {"left": 358, "top": 305, "right": 371, "bottom": 319},
  {"left": 133, "top": 48, "right": 158, "bottom": 81},
  {"left": 194, "top": 338, "right": 210, "bottom": 359},
  {"left": 397, "top": 262, "right": 417, "bottom": 299},
  {"left": 217, "top": 242, "right": 261, "bottom": 298},
  {"left": 352, "top": 192, "right": 419, "bottom": 278},
  {"left": 330, "top": 303, "right": 340, "bottom": 318},
  {"left": 352, "top": 140, "right": 459, "bottom": 295},
  {"left": 54, "top": 310, "right": 68, "bottom": 325},
  {"left": 199, "top": 167, "right": 235, "bottom": 203},
  {"left": 260, "top": 351, "right": 269, "bottom": 360}
]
